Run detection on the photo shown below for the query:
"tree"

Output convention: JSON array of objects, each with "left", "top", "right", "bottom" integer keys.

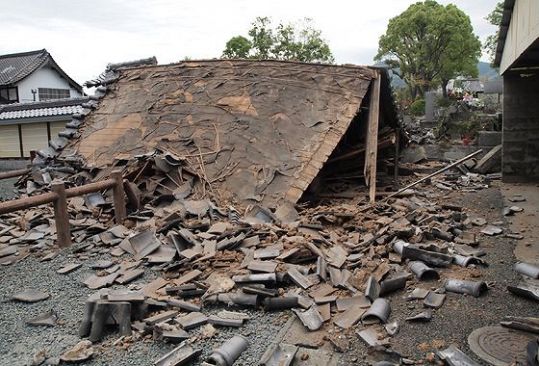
[
  {"left": 222, "top": 17, "right": 334, "bottom": 63},
  {"left": 484, "top": 2, "right": 504, "bottom": 63},
  {"left": 438, "top": 7, "right": 482, "bottom": 97},
  {"left": 222, "top": 36, "right": 252, "bottom": 59},
  {"left": 375, "top": 0, "right": 481, "bottom": 98}
]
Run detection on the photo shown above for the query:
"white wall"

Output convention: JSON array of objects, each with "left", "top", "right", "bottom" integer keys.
[
  {"left": 500, "top": 0, "right": 539, "bottom": 73},
  {"left": 15, "top": 66, "right": 82, "bottom": 102}
]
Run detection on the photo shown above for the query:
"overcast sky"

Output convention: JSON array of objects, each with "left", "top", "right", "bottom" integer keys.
[{"left": 1, "top": 0, "right": 499, "bottom": 84}]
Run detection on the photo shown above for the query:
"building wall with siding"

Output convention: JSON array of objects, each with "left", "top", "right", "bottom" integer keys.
[
  {"left": 500, "top": 0, "right": 539, "bottom": 73},
  {"left": 16, "top": 67, "right": 82, "bottom": 103}
]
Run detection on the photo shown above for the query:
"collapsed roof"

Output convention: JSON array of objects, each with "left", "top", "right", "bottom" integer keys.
[{"left": 54, "top": 60, "right": 397, "bottom": 206}]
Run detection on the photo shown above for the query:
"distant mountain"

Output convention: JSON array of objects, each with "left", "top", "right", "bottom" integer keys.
[
  {"left": 477, "top": 61, "right": 499, "bottom": 80},
  {"left": 376, "top": 61, "right": 500, "bottom": 89}
]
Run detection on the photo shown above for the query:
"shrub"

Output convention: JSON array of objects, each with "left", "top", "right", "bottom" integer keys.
[{"left": 409, "top": 99, "right": 425, "bottom": 116}]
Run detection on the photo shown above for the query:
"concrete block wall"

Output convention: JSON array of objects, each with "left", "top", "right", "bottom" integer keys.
[{"left": 502, "top": 71, "right": 539, "bottom": 182}]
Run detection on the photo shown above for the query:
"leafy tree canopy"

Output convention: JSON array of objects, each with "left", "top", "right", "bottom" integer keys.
[
  {"left": 484, "top": 1, "right": 504, "bottom": 62},
  {"left": 222, "top": 17, "right": 334, "bottom": 63},
  {"left": 375, "top": 0, "right": 481, "bottom": 98}
]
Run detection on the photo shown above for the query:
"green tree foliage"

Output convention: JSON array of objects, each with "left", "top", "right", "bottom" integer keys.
[
  {"left": 222, "top": 36, "right": 252, "bottom": 59},
  {"left": 222, "top": 17, "right": 334, "bottom": 63},
  {"left": 484, "top": 1, "right": 504, "bottom": 63},
  {"left": 375, "top": 0, "right": 481, "bottom": 98}
]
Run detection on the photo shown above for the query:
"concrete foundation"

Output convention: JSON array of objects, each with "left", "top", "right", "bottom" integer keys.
[
  {"left": 477, "top": 131, "right": 502, "bottom": 147},
  {"left": 502, "top": 71, "right": 539, "bottom": 182}
]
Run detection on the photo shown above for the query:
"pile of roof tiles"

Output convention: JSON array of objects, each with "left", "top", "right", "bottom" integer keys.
[{"left": 4, "top": 147, "right": 528, "bottom": 365}]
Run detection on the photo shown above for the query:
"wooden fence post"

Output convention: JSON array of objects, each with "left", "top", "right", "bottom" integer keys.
[
  {"left": 111, "top": 170, "right": 127, "bottom": 224},
  {"left": 51, "top": 181, "right": 71, "bottom": 248}
]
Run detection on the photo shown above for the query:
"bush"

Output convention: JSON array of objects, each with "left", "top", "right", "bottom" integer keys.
[
  {"left": 409, "top": 99, "right": 425, "bottom": 116},
  {"left": 436, "top": 97, "right": 452, "bottom": 108}
]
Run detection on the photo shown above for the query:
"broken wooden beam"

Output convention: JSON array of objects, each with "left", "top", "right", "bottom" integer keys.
[{"left": 364, "top": 72, "right": 381, "bottom": 204}]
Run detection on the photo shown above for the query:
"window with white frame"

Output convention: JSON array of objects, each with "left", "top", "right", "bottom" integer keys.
[{"left": 38, "top": 88, "right": 70, "bottom": 101}]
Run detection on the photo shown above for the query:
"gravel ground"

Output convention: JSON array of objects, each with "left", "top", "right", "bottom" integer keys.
[
  {"left": 1, "top": 182, "right": 535, "bottom": 365},
  {"left": 338, "top": 184, "right": 537, "bottom": 365},
  {"left": 0, "top": 251, "right": 287, "bottom": 366},
  {"left": 0, "top": 177, "right": 18, "bottom": 200}
]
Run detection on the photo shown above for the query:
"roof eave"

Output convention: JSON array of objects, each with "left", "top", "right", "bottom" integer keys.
[{"left": 493, "top": 0, "right": 516, "bottom": 67}]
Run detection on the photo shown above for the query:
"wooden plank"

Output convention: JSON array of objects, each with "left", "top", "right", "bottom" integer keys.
[{"left": 364, "top": 73, "right": 381, "bottom": 203}]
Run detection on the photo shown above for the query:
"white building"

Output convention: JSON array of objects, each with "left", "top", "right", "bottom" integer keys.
[{"left": 0, "top": 49, "right": 86, "bottom": 158}]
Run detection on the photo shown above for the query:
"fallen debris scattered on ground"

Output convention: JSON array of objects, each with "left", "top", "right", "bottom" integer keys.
[{"left": 1, "top": 59, "right": 537, "bottom": 365}]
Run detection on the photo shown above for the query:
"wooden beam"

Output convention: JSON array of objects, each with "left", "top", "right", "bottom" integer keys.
[
  {"left": 364, "top": 73, "right": 381, "bottom": 203},
  {"left": 52, "top": 181, "right": 71, "bottom": 248},
  {"left": 0, "top": 168, "right": 30, "bottom": 180}
]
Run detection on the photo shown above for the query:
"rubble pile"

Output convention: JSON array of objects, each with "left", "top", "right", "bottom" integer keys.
[
  {"left": 2, "top": 147, "right": 538, "bottom": 364},
  {"left": 0, "top": 60, "right": 536, "bottom": 365}
]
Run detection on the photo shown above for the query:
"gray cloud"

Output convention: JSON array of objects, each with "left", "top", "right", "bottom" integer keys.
[{"left": 0, "top": 0, "right": 499, "bottom": 84}]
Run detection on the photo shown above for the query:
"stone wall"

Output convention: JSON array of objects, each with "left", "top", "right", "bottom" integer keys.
[{"left": 502, "top": 71, "right": 539, "bottom": 182}]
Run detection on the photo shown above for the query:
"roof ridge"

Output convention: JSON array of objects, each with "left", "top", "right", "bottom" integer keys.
[
  {"left": 1, "top": 97, "right": 90, "bottom": 112},
  {"left": 112, "top": 58, "right": 377, "bottom": 73},
  {"left": 0, "top": 49, "right": 47, "bottom": 60}
]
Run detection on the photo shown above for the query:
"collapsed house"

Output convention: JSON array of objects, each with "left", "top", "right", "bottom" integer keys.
[
  {"left": 2, "top": 60, "right": 538, "bottom": 365},
  {"left": 31, "top": 59, "right": 398, "bottom": 208}
]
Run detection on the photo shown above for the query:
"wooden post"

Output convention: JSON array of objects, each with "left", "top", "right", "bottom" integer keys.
[
  {"left": 364, "top": 73, "right": 381, "bottom": 203},
  {"left": 51, "top": 181, "right": 71, "bottom": 248},
  {"left": 111, "top": 170, "right": 127, "bottom": 224}
]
